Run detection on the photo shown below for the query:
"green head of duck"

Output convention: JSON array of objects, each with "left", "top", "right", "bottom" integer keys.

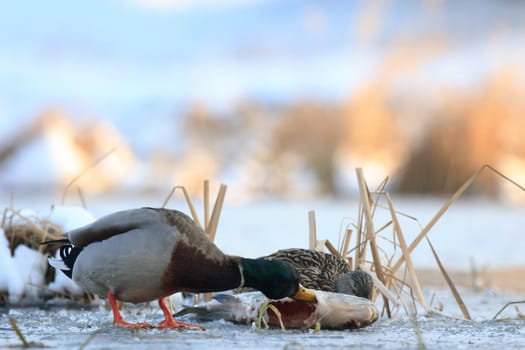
[{"left": 240, "top": 258, "right": 316, "bottom": 302}]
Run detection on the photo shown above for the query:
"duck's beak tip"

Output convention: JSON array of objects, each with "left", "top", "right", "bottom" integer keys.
[{"left": 291, "top": 284, "right": 317, "bottom": 302}]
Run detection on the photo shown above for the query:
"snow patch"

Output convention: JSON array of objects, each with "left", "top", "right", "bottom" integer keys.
[{"left": 41, "top": 205, "right": 96, "bottom": 231}]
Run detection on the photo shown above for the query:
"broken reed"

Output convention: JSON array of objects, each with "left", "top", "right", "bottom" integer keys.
[
  {"left": 310, "top": 165, "right": 525, "bottom": 320},
  {"left": 162, "top": 180, "right": 227, "bottom": 242},
  {"left": 1, "top": 206, "right": 63, "bottom": 256}
]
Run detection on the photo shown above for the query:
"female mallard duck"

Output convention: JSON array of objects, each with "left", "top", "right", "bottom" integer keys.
[
  {"left": 43, "top": 208, "right": 315, "bottom": 329},
  {"left": 175, "top": 290, "right": 378, "bottom": 330},
  {"left": 261, "top": 248, "right": 374, "bottom": 299}
]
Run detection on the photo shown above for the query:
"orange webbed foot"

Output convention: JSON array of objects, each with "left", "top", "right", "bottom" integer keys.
[
  {"left": 113, "top": 319, "right": 153, "bottom": 329},
  {"left": 156, "top": 318, "right": 204, "bottom": 330},
  {"left": 157, "top": 297, "right": 204, "bottom": 330},
  {"left": 108, "top": 291, "right": 152, "bottom": 329}
]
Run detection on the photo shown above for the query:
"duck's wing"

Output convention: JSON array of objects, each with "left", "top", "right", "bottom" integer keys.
[
  {"left": 174, "top": 292, "right": 266, "bottom": 324},
  {"left": 67, "top": 208, "right": 169, "bottom": 247}
]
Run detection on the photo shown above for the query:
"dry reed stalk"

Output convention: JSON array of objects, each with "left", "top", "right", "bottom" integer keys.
[
  {"left": 324, "top": 240, "right": 342, "bottom": 258},
  {"left": 162, "top": 186, "right": 202, "bottom": 228},
  {"left": 391, "top": 164, "right": 525, "bottom": 275},
  {"left": 308, "top": 210, "right": 317, "bottom": 250},
  {"left": 207, "top": 184, "right": 227, "bottom": 242},
  {"left": 356, "top": 168, "right": 391, "bottom": 317},
  {"left": 388, "top": 272, "right": 419, "bottom": 316},
  {"left": 335, "top": 218, "right": 349, "bottom": 257},
  {"left": 352, "top": 177, "right": 389, "bottom": 270},
  {"left": 370, "top": 177, "right": 389, "bottom": 217},
  {"left": 492, "top": 300, "right": 525, "bottom": 320},
  {"left": 363, "top": 267, "right": 400, "bottom": 312},
  {"left": 203, "top": 180, "right": 210, "bottom": 232},
  {"left": 161, "top": 186, "right": 177, "bottom": 208},
  {"left": 384, "top": 192, "right": 428, "bottom": 309},
  {"left": 6, "top": 209, "right": 45, "bottom": 236},
  {"left": 354, "top": 201, "right": 364, "bottom": 270},
  {"left": 341, "top": 228, "right": 352, "bottom": 262},
  {"left": 61, "top": 147, "right": 116, "bottom": 204},
  {"left": 76, "top": 186, "right": 87, "bottom": 209},
  {"left": 426, "top": 237, "right": 471, "bottom": 320},
  {"left": 4, "top": 209, "right": 62, "bottom": 256},
  {"left": 375, "top": 221, "right": 393, "bottom": 236},
  {"left": 9, "top": 317, "right": 30, "bottom": 347}
]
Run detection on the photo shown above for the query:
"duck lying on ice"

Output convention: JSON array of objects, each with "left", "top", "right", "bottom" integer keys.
[
  {"left": 42, "top": 208, "right": 316, "bottom": 329},
  {"left": 175, "top": 290, "right": 379, "bottom": 330}
]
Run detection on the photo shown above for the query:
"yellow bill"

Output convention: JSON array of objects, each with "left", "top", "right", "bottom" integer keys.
[{"left": 291, "top": 284, "right": 317, "bottom": 302}]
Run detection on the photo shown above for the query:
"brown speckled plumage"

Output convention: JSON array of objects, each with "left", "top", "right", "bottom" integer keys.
[
  {"left": 263, "top": 249, "right": 350, "bottom": 291},
  {"left": 262, "top": 248, "right": 374, "bottom": 299}
]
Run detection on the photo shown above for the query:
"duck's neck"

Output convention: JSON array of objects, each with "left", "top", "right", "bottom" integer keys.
[
  {"left": 163, "top": 250, "right": 244, "bottom": 294},
  {"left": 239, "top": 258, "right": 267, "bottom": 291}
]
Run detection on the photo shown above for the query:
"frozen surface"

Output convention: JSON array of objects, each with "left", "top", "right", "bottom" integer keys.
[{"left": 1, "top": 290, "right": 524, "bottom": 349}]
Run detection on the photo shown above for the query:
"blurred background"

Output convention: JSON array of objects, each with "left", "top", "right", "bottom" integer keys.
[{"left": 2, "top": 0, "right": 525, "bottom": 203}]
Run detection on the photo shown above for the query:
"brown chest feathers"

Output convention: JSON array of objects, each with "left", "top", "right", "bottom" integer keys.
[{"left": 160, "top": 210, "right": 242, "bottom": 294}]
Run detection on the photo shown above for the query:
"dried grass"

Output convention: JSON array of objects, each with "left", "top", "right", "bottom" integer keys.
[
  {"left": 9, "top": 317, "right": 44, "bottom": 348},
  {"left": 426, "top": 237, "right": 471, "bottom": 320},
  {"left": 308, "top": 210, "right": 317, "bottom": 250},
  {"left": 492, "top": 300, "right": 525, "bottom": 320},
  {"left": 1, "top": 204, "right": 99, "bottom": 299},
  {"left": 2, "top": 207, "right": 63, "bottom": 256},
  {"left": 313, "top": 165, "right": 525, "bottom": 320}
]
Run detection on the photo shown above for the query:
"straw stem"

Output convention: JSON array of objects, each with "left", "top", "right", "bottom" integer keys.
[
  {"left": 324, "top": 240, "right": 342, "bottom": 258},
  {"left": 426, "top": 237, "right": 471, "bottom": 320},
  {"left": 391, "top": 164, "right": 525, "bottom": 274},
  {"left": 384, "top": 192, "right": 428, "bottom": 309},
  {"left": 162, "top": 186, "right": 202, "bottom": 228},
  {"left": 356, "top": 168, "right": 391, "bottom": 317},
  {"left": 308, "top": 210, "right": 317, "bottom": 250},
  {"left": 203, "top": 180, "right": 210, "bottom": 231},
  {"left": 341, "top": 228, "right": 352, "bottom": 260},
  {"left": 207, "top": 184, "right": 227, "bottom": 242}
]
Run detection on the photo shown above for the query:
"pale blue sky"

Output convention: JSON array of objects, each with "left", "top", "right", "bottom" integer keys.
[{"left": 0, "top": 0, "right": 524, "bottom": 129}]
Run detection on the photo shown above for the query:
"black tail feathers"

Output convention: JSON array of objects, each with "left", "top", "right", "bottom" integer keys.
[{"left": 40, "top": 238, "right": 70, "bottom": 246}]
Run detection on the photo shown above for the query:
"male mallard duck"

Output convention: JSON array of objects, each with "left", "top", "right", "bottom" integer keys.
[
  {"left": 261, "top": 248, "right": 374, "bottom": 299},
  {"left": 43, "top": 208, "right": 316, "bottom": 329},
  {"left": 175, "top": 290, "right": 378, "bottom": 330}
]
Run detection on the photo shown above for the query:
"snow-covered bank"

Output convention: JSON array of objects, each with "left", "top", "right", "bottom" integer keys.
[{"left": 0, "top": 206, "right": 95, "bottom": 304}]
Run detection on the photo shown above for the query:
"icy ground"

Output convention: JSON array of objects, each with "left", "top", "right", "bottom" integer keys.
[{"left": 1, "top": 289, "right": 524, "bottom": 350}]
